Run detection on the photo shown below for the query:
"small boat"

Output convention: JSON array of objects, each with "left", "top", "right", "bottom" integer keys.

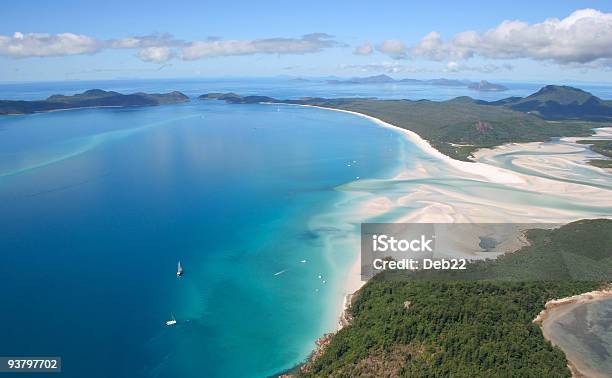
[
  {"left": 166, "top": 313, "right": 177, "bottom": 326},
  {"left": 176, "top": 261, "right": 183, "bottom": 278}
]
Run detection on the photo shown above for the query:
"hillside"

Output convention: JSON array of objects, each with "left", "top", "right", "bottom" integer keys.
[
  {"left": 202, "top": 86, "right": 603, "bottom": 160},
  {"left": 298, "top": 219, "right": 612, "bottom": 377},
  {"left": 490, "top": 85, "right": 612, "bottom": 120},
  {"left": 0, "top": 89, "right": 190, "bottom": 115}
]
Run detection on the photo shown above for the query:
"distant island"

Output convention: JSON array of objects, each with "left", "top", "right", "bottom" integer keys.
[
  {"left": 468, "top": 80, "right": 508, "bottom": 92},
  {"left": 200, "top": 85, "right": 612, "bottom": 161},
  {"left": 0, "top": 89, "right": 190, "bottom": 115},
  {"left": 325, "top": 74, "right": 509, "bottom": 92}
]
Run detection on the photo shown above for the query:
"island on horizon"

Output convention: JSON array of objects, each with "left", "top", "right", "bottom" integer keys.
[
  {"left": 326, "top": 74, "right": 509, "bottom": 92},
  {"left": 0, "top": 89, "right": 189, "bottom": 115}
]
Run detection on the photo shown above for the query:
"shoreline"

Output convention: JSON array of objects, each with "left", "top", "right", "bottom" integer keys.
[
  {"left": 283, "top": 103, "right": 612, "bottom": 376},
  {"left": 294, "top": 104, "right": 526, "bottom": 185},
  {"left": 295, "top": 104, "right": 612, "bottom": 329},
  {"left": 533, "top": 287, "right": 612, "bottom": 378}
]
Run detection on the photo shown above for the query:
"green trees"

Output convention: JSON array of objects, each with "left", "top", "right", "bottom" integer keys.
[
  {"left": 299, "top": 220, "right": 611, "bottom": 377},
  {"left": 302, "top": 281, "right": 596, "bottom": 377}
]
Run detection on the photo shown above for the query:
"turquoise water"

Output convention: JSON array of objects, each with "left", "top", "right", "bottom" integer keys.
[{"left": 0, "top": 99, "right": 406, "bottom": 377}]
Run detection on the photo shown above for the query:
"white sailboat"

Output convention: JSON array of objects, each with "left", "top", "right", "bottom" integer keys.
[
  {"left": 165, "top": 313, "right": 177, "bottom": 326},
  {"left": 176, "top": 260, "right": 183, "bottom": 278}
]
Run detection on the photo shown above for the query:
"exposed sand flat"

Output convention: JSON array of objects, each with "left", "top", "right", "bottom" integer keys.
[{"left": 473, "top": 128, "right": 612, "bottom": 187}]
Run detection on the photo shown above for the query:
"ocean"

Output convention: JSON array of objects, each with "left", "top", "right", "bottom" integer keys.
[
  {"left": 0, "top": 85, "right": 405, "bottom": 377},
  {"left": 1, "top": 78, "right": 611, "bottom": 377}
]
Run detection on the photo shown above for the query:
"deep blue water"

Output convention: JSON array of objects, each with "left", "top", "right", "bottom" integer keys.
[{"left": 0, "top": 97, "right": 404, "bottom": 377}]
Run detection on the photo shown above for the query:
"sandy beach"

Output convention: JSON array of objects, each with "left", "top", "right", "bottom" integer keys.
[{"left": 296, "top": 105, "right": 612, "bottom": 333}]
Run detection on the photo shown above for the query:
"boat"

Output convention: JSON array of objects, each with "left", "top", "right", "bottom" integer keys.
[
  {"left": 176, "top": 260, "right": 183, "bottom": 278},
  {"left": 165, "top": 313, "right": 177, "bottom": 326}
]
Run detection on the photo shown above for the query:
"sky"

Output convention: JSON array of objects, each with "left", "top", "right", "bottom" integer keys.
[{"left": 1, "top": 0, "right": 612, "bottom": 83}]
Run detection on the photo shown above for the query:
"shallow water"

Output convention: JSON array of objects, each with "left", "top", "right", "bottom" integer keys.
[{"left": 543, "top": 299, "right": 612, "bottom": 378}]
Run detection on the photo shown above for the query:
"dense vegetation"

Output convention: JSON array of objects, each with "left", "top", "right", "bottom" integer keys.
[
  {"left": 203, "top": 85, "right": 610, "bottom": 160},
  {"left": 298, "top": 220, "right": 612, "bottom": 377},
  {"left": 0, "top": 89, "right": 189, "bottom": 115}
]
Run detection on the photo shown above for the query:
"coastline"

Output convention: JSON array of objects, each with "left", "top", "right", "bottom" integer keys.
[
  {"left": 285, "top": 104, "right": 612, "bottom": 375},
  {"left": 534, "top": 287, "right": 612, "bottom": 378},
  {"left": 296, "top": 104, "right": 609, "bottom": 324},
  {"left": 297, "top": 103, "right": 612, "bottom": 323},
  {"left": 295, "top": 104, "right": 526, "bottom": 185}
]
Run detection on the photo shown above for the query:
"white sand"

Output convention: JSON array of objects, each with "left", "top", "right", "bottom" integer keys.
[{"left": 281, "top": 104, "right": 612, "bottom": 330}]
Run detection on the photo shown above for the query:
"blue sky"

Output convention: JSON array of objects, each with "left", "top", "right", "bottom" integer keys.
[{"left": 1, "top": 0, "right": 612, "bottom": 82}]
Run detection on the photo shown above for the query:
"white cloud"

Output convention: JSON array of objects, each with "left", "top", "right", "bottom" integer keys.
[
  {"left": 0, "top": 32, "right": 100, "bottom": 57},
  {"left": 377, "top": 39, "right": 407, "bottom": 59},
  {"left": 181, "top": 33, "right": 338, "bottom": 60},
  {"left": 0, "top": 32, "right": 339, "bottom": 63},
  {"left": 410, "top": 32, "right": 457, "bottom": 60},
  {"left": 411, "top": 8, "right": 612, "bottom": 66},
  {"left": 110, "top": 33, "right": 184, "bottom": 49},
  {"left": 138, "top": 46, "right": 173, "bottom": 63},
  {"left": 353, "top": 43, "right": 373, "bottom": 56}
]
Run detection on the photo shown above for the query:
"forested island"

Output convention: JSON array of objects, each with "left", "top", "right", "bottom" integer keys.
[
  {"left": 201, "top": 85, "right": 612, "bottom": 161},
  {"left": 296, "top": 219, "right": 612, "bottom": 377},
  {"left": 0, "top": 89, "right": 189, "bottom": 115}
]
